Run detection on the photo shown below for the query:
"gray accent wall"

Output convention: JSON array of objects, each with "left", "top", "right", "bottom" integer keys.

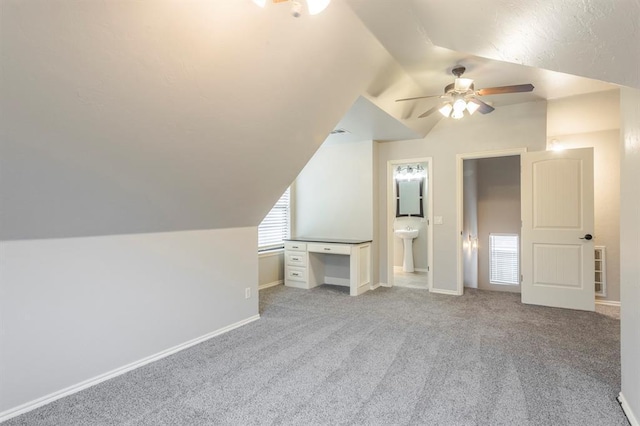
[
  {"left": 476, "top": 156, "right": 521, "bottom": 293},
  {"left": 463, "top": 159, "right": 479, "bottom": 289},
  {"left": 259, "top": 251, "right": 284, "bottom": 288}
]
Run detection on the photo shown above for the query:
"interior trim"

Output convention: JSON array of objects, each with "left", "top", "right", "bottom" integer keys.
[
  {"left": 0, "top": 314, "right": 261, "bottom": 423},
  {"left": 259, "top": 280, "right": 284, "bottom": 290},
  {"left": 618, "top": 392, "right": 639, "bottom": 426},
  {"left": 595, "top": 299, "right": 621, "bottom": 307}
]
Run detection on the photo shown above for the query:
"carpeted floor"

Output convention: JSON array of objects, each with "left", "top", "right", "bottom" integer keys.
[{"left": 5, "top": 285, "right": 627, "bottom": 425}]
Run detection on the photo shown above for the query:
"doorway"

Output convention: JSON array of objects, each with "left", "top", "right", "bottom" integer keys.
[
  {"left": 462, "top": 156, "right": 521, "bottom": 293},
  {"left": 386, "top": 157, "right": 433, "bottom": 289},
  {"left": 456, "top": 149, "right": 526, "bottom": 295}
]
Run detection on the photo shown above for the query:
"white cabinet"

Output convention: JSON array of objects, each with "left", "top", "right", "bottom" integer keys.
[{"left": 284, "top": 239, "right": 372, "bottom": 296}]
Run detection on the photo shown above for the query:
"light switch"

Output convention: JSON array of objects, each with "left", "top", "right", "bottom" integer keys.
[{"left": 434, "top": 216, "right": 443, "bottom": 225}]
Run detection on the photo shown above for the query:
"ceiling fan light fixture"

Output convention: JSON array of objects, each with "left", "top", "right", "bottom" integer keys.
[
  {"left": 466, "top": 100, "right": 480, "bottom": 115},
  {"left": 451, "top": 110, "right": 464, "bottom": 120},
  {"left": 306, "top": 0, "right": 331, "bottom": 15},
  {"left": 439, "top": 103, "right": 453, "bottom": 117},
  {"left": 252, "top": 0, "right": 267, "bottom": 7},
  {"left": 454, "top": 78, "right": 474, "bottom": 92},
  {"left": 452, "top": 98, "right": 467, "bottom": 113}
]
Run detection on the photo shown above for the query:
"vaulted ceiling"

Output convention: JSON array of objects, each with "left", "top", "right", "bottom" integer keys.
[{"left": 1, "top": 0, "right": 637, "bottom": 240}]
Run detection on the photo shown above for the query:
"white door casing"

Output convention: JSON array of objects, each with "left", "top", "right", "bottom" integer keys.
[{"left": 521, "top": 148, "right": 595, "bottom": 311}]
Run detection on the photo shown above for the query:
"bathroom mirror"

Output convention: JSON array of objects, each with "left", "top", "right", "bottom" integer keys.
[{"left": 396, "top": 179, "right": 424, "bottom": 217}]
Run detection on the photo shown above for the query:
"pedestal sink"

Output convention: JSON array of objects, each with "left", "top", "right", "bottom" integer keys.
[{"left": 395, "top": 229, "right": 419, "bottom": 272}]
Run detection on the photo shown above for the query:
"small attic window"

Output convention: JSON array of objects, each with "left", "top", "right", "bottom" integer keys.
[{"left": 258, "top": 188, "right": 290, "bottom": 251}]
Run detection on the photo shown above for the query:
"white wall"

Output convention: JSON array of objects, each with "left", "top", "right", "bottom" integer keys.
[
  {"left": 294, "top": 139, "right": 374, "bottom": 241},
  {"left": 619, "top": 87, "right": 640, "bottom": 424},
  {"left": 547, "top": 90, "right": 621, "bottom": 302},
  {"left": 0, "top": 227, "right": 258, "bottom": 415},
  {"left": 377, "top": 101, "right": 547, "bottom": 292},
  {"left": 476, "top": 156, "right": 521, "bottom": 293}
]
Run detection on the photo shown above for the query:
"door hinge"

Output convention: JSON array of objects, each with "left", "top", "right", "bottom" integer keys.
[
  {"left": 427, "top": 266, "right": 430, "bottom": 272},
  {"left": 520, "top": 274, "right": 523, "bottom": 283}
]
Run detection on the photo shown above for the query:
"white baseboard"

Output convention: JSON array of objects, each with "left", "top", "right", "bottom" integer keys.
[
  {"left": 0, "top": 314, "right": 260, "bottom": 423},
  {"left": 618, "top": 392, "right": 639, "bottom": 426},
  {"left": 394, "top": 283, "right": 429, "bottom": 290},
  {"left": 325, "top": 277, "right": 350, "bottom": 287},
  {"left": 595, "top": 299, "right": 621, "bottom": 307},
  {"left": 393, "top": 266, "right": 428, "bottom": 273},
  {"left": 430, "top": 288, "right": 463, "bottom": 296},
  {"left": 259, "top": 280, "right": 283, "bottom": 290},
  {"left": 370, "top": 282, "right": 382, "bottom": 290},
  {"left": 379, "top": 282, "right": 391, "bottom": 288}
]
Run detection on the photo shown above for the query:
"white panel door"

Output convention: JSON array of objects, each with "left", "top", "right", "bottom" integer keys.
[{"left": 521, "top": 148, "right": 595, "bottom": 311}]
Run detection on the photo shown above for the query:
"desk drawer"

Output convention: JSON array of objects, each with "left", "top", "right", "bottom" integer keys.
[
  {"left": 307, "top": 243, "right": 351, "bottom": 255},
  {"left": 285, "top": 242, "right": 307, "bottom": 251},
  {"left": 286, "top": 252, "right": 307, "bottom": 267},
  {"left": 286, "top": 267, "right": 306, "bottom": 282}
]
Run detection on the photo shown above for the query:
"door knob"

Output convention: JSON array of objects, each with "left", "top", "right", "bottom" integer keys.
[{"left": 579, "top": 234, "right": 593, "bottom": 240}]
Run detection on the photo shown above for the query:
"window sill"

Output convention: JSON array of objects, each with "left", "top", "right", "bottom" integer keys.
[{"left": 258, "top": 248, "right": 284, "bottom": 258}]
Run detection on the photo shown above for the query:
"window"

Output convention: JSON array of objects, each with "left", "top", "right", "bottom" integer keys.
[
  {"left": 489, "top": 234, "right": 519, "bottom": 285},
  {"left": 258, "top": 187, "right": 290, "bottom": 251}
]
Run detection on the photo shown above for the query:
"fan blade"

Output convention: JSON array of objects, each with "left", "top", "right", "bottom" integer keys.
[
  {"left": 396, "top": 94, "right": 441, "bottom": 102},
  {"left": 477, "top": 83, "right": 534, "bottom": 96},
  {"left": 418, "top": 105, "right": 440, "bottom": 118},
  {"left": 469, "top": 98, "right": 495, "bottom": 114}
]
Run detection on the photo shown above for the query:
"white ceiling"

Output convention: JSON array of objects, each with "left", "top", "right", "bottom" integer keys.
[{"left": 336, "top": 0, "right": 622, "bottom": 136}]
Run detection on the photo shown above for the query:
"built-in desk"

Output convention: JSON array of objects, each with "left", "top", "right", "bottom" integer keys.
[{"left": 284, "top": 238, "right": 372, "bottom": 296}]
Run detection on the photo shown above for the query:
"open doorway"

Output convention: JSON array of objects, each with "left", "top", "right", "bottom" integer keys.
[
  {"left": 456, "top": 149, "right": 525, "bottom": 295},
  {"left": 386, "top": 158, "right": 433, "bottom": 290},
  {"left": 462, "top": 156, "right": 521, "bottom": 293}
]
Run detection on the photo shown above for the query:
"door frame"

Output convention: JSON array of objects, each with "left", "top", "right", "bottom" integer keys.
[
  {"left": 387, "top": 157, "right": 433, "bottom": 289},
  {"left": 455, "top": 148, "right": 527, "bottom": 295}
]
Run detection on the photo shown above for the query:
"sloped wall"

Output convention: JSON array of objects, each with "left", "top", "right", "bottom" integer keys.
[{"left": 0, "top": 0, "right": 407, "bottom": 240}]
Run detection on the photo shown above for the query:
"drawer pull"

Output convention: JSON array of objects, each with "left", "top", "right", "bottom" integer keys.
[
  {"left": 292, "top": 257, "right": 300, "bottom": 261},
  {"left": 292, "top": 273, "right": 300, "bottom": 277},
  {"left": 292, "top": 245, "right": 300, "bottom": 249},
  {"left": 324, "top": 248, "right": 331, "bottom": 251}
]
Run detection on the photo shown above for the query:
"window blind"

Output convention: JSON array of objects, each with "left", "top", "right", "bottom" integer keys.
[
  {"left": 258, "top": 188, "right": 290, "bottom": 251},
  {"left": 489, "top": 234, "right": 519, "bottom": 285}
]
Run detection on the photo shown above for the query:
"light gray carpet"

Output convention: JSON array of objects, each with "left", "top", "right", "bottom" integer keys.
[{"left": 6, "top": 285, "right": 627, "bottom": 426}]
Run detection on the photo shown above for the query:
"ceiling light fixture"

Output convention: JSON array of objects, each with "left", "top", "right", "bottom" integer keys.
[{"left": 252, "top": 0, "right": 331, "bottom": 17}]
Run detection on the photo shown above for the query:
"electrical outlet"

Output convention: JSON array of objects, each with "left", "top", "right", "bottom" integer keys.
[
  {"left": 245, "top": 288, "right": 251, "bottom": 299},
  {"left": 434, "top": 216, "right": 443, "bottom": 225}
]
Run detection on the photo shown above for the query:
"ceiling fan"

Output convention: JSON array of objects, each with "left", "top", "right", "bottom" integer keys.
[{"left": 396, "top": 66, "right": 534, "bottom": 119}]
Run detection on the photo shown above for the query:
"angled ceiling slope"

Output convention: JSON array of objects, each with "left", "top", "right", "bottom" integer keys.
[
  {"left": 0, "top": 1, "right": 416, "bottom": 240},
  {"left": 348, "top": 0, "right": 639, "bottom": 93}
]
